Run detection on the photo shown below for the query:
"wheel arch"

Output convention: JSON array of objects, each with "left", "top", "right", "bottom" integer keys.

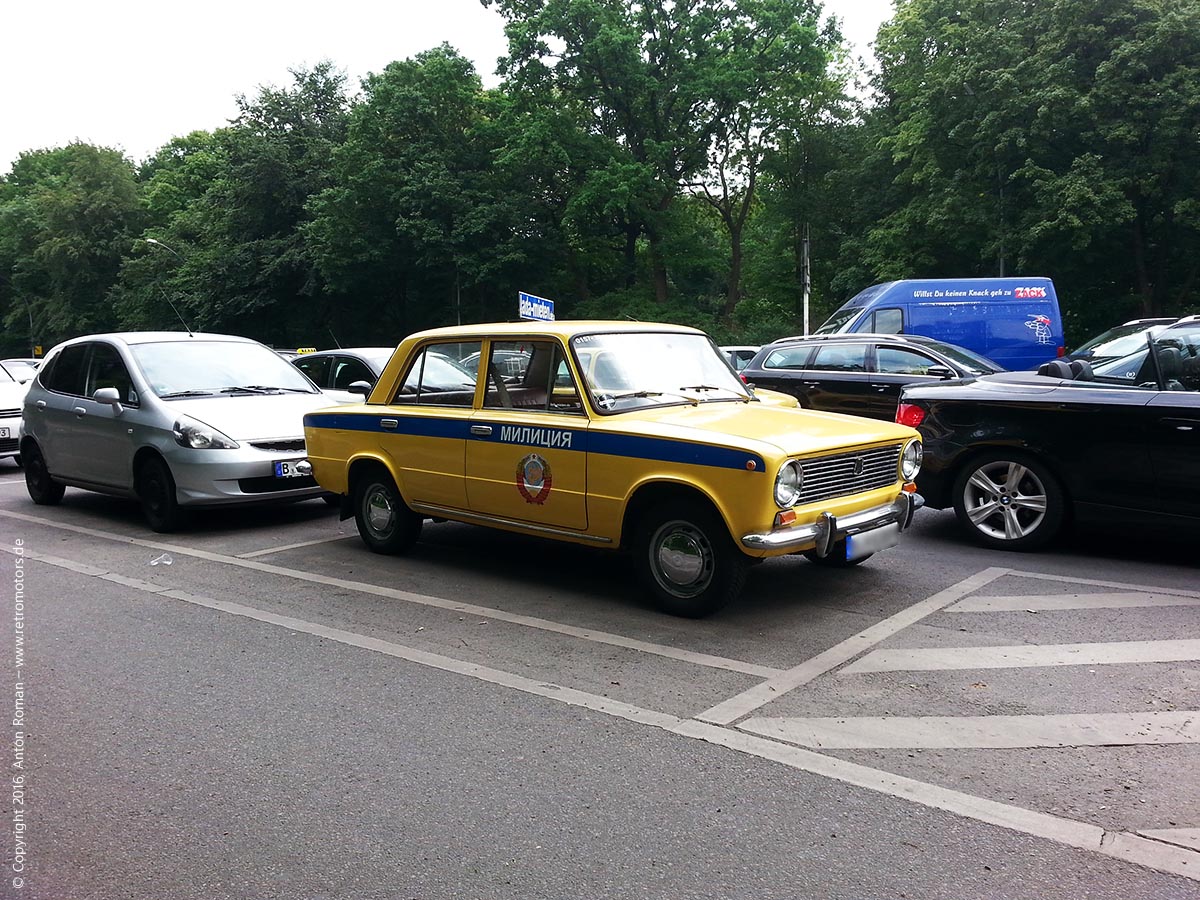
[
  {"left": 619, "top": 479, "right": 729, "bottom": 551},
  {"left": 346, "top": 454, "right": 404, "bottom": 500}
]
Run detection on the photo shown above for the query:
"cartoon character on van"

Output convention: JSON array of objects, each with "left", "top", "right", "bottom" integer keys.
[{"left": 1025, "top": 314, "right": 1053, "bottom": 345}]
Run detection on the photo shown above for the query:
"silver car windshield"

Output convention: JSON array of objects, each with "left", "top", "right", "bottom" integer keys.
[
  {"left": 571, "top": 332, "right": 751, "bottom": 412},
  {"left": 132, "top": 341, "right": 319, "bottom": 397}
]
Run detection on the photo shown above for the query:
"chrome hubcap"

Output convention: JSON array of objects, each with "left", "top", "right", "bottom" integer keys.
[
  {"left": 963, "top": 461, "right": 1048, "bottom": 541},
  {"left": 365, "top": 485, "right": 396, "bottom": 537},
  {"left": 651, "top": 521, "right": 713, "bottom": 598}
]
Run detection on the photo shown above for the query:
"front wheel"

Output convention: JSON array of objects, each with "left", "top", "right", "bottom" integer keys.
[
  {"left": 137, "top": 455, "right": 186, "bottom": 533},
  {"left": 952, "top": 451, "right": 1065, "bottom": 550},
  {"left": 633, "top": 501, "right": 747, "bottom": 617},
  {"left": 353, "top": 469, "right": 422, "bottom": 554}
]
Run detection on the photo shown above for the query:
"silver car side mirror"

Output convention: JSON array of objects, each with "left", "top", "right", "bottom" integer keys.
[{"left": 92, "top": 386, "right": 123, "bottom": 412}]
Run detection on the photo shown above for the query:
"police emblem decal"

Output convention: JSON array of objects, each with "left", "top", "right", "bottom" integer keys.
[{"left": 516, "top": 453, "right": 553, "bottom": 504}]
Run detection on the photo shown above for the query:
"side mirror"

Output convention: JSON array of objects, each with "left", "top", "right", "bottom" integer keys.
[
  {"left": 93, "top": 386, "right": 123, "bottom": 411},
  {"left": 348, "top": 381, "right": 372, "bottom": 396},
  {"left": 927, "top": 365, "right": 956, "bottom": 379}
]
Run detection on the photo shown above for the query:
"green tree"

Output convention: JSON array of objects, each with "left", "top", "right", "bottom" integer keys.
[{"left": 0, "top": 143, "right": 144, "bottom": 350}]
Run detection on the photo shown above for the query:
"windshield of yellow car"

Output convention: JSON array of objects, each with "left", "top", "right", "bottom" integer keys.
[{"left": 571, "top": 332, "right": 751, "bottom": 412}]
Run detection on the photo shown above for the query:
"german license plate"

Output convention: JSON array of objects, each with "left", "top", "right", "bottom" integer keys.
[
  {"left": 274, "top": 459, "right": 307, "bottom": 478},
  {"left": 0, "top": 428, "right": 8, "bottom": 439},
  {"left": 845, "top": 522, "right": 901, "bottom": 561}
]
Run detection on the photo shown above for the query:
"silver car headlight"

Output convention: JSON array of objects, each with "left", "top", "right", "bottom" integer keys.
[
  {"left": 901, "top": 439, "right": 923, "bottom": 480},
  {"left": 173, "top": 415, "right": 239, "bottom": 450},
  {"left": 774, "top": 460, "right": 803, "bottom": 508}
]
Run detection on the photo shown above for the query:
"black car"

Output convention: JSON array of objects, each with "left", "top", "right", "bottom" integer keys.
[
  {"left": 741, "top": 333, "right": 1003, "bottom": 420},
  {"left": 898, "top": 321, "right": 1200, "bottom": 549}
]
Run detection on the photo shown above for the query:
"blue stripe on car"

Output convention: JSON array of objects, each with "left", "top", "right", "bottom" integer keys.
[{"left": 304, "top": 412, "right": 765, "bottom": 473}]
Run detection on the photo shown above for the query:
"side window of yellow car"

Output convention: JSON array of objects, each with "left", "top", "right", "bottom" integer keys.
[
  {"left": 393, "top": 341, "right": 480, "bottom": 406},
  {"left": 484, "top": 341, "right": 583, "bottom": 414}
]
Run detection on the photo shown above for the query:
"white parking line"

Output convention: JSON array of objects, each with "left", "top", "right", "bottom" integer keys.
[
  {"left": 1006, "top": 568, "right": 1200, "bottom": 598},
  {"left": 694, "top": 567, "right": 1011, "bottom": 725},
  {"left": 1139, "top": 829, "right": 1200, "bottom": 853},
  {"left": 19, "top": 547, "right": 1200, "bottom": 883},
  {"left": 841, "top": 639, "right": 1200, "bottom": 674},
  {"left": 0, "top": 510, "right": 780, "bottom": 679},
  {"left": 739, "top": 711, "right": 1200, "bottom": 749},
  {"left": 948, "top": 592, "right": 1200, "bottom": 612},
  {"left": 237, "top": 534, "right": 356, "bottom": 558}
]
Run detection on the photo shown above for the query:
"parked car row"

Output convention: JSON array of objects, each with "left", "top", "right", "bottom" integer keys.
[{"left": 15, "top": 307, "right": 1198, "bottom": 615}]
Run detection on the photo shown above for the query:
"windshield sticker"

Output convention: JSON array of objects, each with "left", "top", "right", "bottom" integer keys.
[{"left": 517, "top": 453, "right": 553, "bottom": 504}]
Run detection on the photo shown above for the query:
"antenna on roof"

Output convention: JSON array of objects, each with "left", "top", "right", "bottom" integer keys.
[
  {"left": 328, "top": 327, "right": 342, "bottom": 349},
  {"left": 143, "top": 238, "right": 195, "bottom": 336}
]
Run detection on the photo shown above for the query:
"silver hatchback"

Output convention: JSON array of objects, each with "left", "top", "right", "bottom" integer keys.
[{"left": 20, "top": 332, "right": 338, "bottom": 531}]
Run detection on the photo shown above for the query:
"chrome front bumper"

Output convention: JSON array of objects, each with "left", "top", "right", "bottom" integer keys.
[{"left": 741, "top": 492, "right": 923, "bottom": 555}]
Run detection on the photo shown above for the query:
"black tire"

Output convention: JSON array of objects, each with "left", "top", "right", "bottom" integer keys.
[
  {"left": 803, "top": 542, "right": 872, "bottom": 567},
  {"left": 632, "top": 500, "right": 747, "bottom": 617},
  {"left": 137, "top": 455, "right": 186, "bottom": 533},
  {"left": 23, "top": 443, "right": 64, "bottom": 505},
  {"left": 952, "top": 450, "right": 1065, "bottom": 550},
  {"left": 353, "top": 468, "right": 422, "bottom": 554}
]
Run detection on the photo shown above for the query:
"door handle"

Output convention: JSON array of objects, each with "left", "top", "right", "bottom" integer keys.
[
  {"left": 73, "top": 407, "right": 86, "bottom": 417},
  {"left": 1160, "top": 418, "right": 1199, "bottom": 432},
  {"left": 380, "top": 418, "right": 397, "bottom": 430},
  {"left": 470, "top": 425, "right": 493, "bottom": 436},
  {"left": 870, "top": 384, "right": 891, "bottom": 392},
  {"left": 35, "top": 400, "right": 46, "bottom": 410}
]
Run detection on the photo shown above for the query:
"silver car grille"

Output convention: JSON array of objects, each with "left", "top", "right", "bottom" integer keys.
[
  {"left": 0, "top": 408, "right": 21, "bottom": 418},
  {"left": 797, "top": 444, "right": 900, "bottom": 506},
  {"left": 249, "top": 438, "right": 306, "bottom": 452}
]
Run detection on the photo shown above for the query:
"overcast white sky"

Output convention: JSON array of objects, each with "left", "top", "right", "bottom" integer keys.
[{"left": 1, "top": 0, "right": 894, "bottom": 175}]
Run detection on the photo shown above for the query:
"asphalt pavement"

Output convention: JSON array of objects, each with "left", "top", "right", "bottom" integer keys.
[{"left": 0, "top": 463, "right": 1197, "bottom": 899}]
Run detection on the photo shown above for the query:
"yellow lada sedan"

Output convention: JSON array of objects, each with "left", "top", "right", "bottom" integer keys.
[{"left": 303, "top": 322, "right": 923, "bottom": 617}]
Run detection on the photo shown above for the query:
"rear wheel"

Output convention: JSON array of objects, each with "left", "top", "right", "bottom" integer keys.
[
  {"left": 952, "top": 451, "right": 1065, "bottom": 550},
  {"left": 353, "top": 469, "right": 422, "bottom": 554},
  {"left": 633, "top": 501, "right": 747, "bottom": 617},
  {"left": 137, "top": 455, "right": 186, "bottom": 533},
  {"left": 23, "top": 443, "right": 64, "bottom": 505}
]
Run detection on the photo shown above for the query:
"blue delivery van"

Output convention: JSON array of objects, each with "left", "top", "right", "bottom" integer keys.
[{"left": 815, "top": 277, "right": 1064, "bottom": 370}]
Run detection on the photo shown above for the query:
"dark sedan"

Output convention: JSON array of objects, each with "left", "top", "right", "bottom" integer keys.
[
  {"left": 898, "top": 321, "right": 1200, "bottom": 549},
  {"left": 742, "top": 333, "right": 1003, "bottom": 420}
]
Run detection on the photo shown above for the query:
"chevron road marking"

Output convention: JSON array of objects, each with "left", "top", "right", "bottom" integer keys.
[
  {"left": 840, "top": 639, "right": 1200, "bottom": 674},
  {"left": 738, "top": 711, "right": 1200, "bottom": 749},
  {"left": 947, "top": 592, "right": 1200, "bottom": 612}
]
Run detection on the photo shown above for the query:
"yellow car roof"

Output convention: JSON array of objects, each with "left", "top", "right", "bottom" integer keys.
[{"left": 403, "top": 320, "right": 707, "bottom": 343}]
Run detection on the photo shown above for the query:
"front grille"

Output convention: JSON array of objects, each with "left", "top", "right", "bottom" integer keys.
[
  {"left": 797, "top": 445, "right": 900, "bottom": 506},
  {"left": 237, "top": 474, "right": 317, "bottom": 494},
  {"left": 249, "top": 438, "right": 306, "bottom": 452},
  {"left": 0, "top": 409, "right": 21, "bottom": 419},
  {"left": 0, "top": 439, "right": 17, "bottom": 453}
]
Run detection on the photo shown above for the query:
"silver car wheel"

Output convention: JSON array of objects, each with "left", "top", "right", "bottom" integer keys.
[
  {"left": 649, "top": 520, "right": 714, "bottom": 599},
  {"left": 961, "top": 460, "right": 1048, "bottom": 541},
  {"left": 363, "top": 484, "right": 397, "bottom": 538}
]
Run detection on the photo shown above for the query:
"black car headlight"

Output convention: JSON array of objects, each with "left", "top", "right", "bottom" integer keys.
[
  {"left": 173, "top": 415, "right": 239, "bottom": 450},
  {"left": 774, "top": 460, "right": 803, "bottom": 508},
  {"left": 901, "top": 440, "right": 923, "bottom": 480}
]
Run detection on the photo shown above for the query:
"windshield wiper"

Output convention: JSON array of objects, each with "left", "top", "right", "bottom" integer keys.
[
  {"left": 158, "top": 389, "right": 216, "bottom": 399},
  {"left": 219, "top": 385, "right": 279, "bottom": 394},
  {"left": 678, "top": 384, "right": 751, "bottom": 402},
  {"left": 600, "top": 389, "right": 698, "bottom": 406}
]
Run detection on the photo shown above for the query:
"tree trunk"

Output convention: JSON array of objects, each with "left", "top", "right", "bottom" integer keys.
[{"left": 721, "top": 221, "right": 744, "bottom": 322}]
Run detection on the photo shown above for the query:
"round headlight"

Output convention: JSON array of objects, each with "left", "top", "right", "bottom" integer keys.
[
  {"left": 774, "top": 460, "right": 803, "bottom": 508},
  {"left": 901, "top": 440, "right": 923, "bottom": 480}
]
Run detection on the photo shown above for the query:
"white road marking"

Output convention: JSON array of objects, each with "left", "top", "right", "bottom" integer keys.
[
  {"left": 237, "top": 534, "right": 356, "bottom": 558},
  {"left": 20, "top": 547, "right": 1200, "bottom": 882},
  {"left": 1139, "top": 829, "right": 1200, "bottom": 853},
  {"left": 695, "top": 567, "right": 1011, "bottom": 725},
  {"left": 841, "top": 639, "right": 1200, "bottom": 674},
  {"left": 0, "top": 479, "right": 28, "bottom": 488},
  {"left": 1006, "top": 567, "right": 1200, "bottom": 598},
  {"left": 739, "top": 711, "right": 1200, "bottom": 749},
  {"left": 948, "top": 592, "right": 1200, "bottom": 612},
  {"left": 0, "top": 511, "right": 779, "bottom": 679}
]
